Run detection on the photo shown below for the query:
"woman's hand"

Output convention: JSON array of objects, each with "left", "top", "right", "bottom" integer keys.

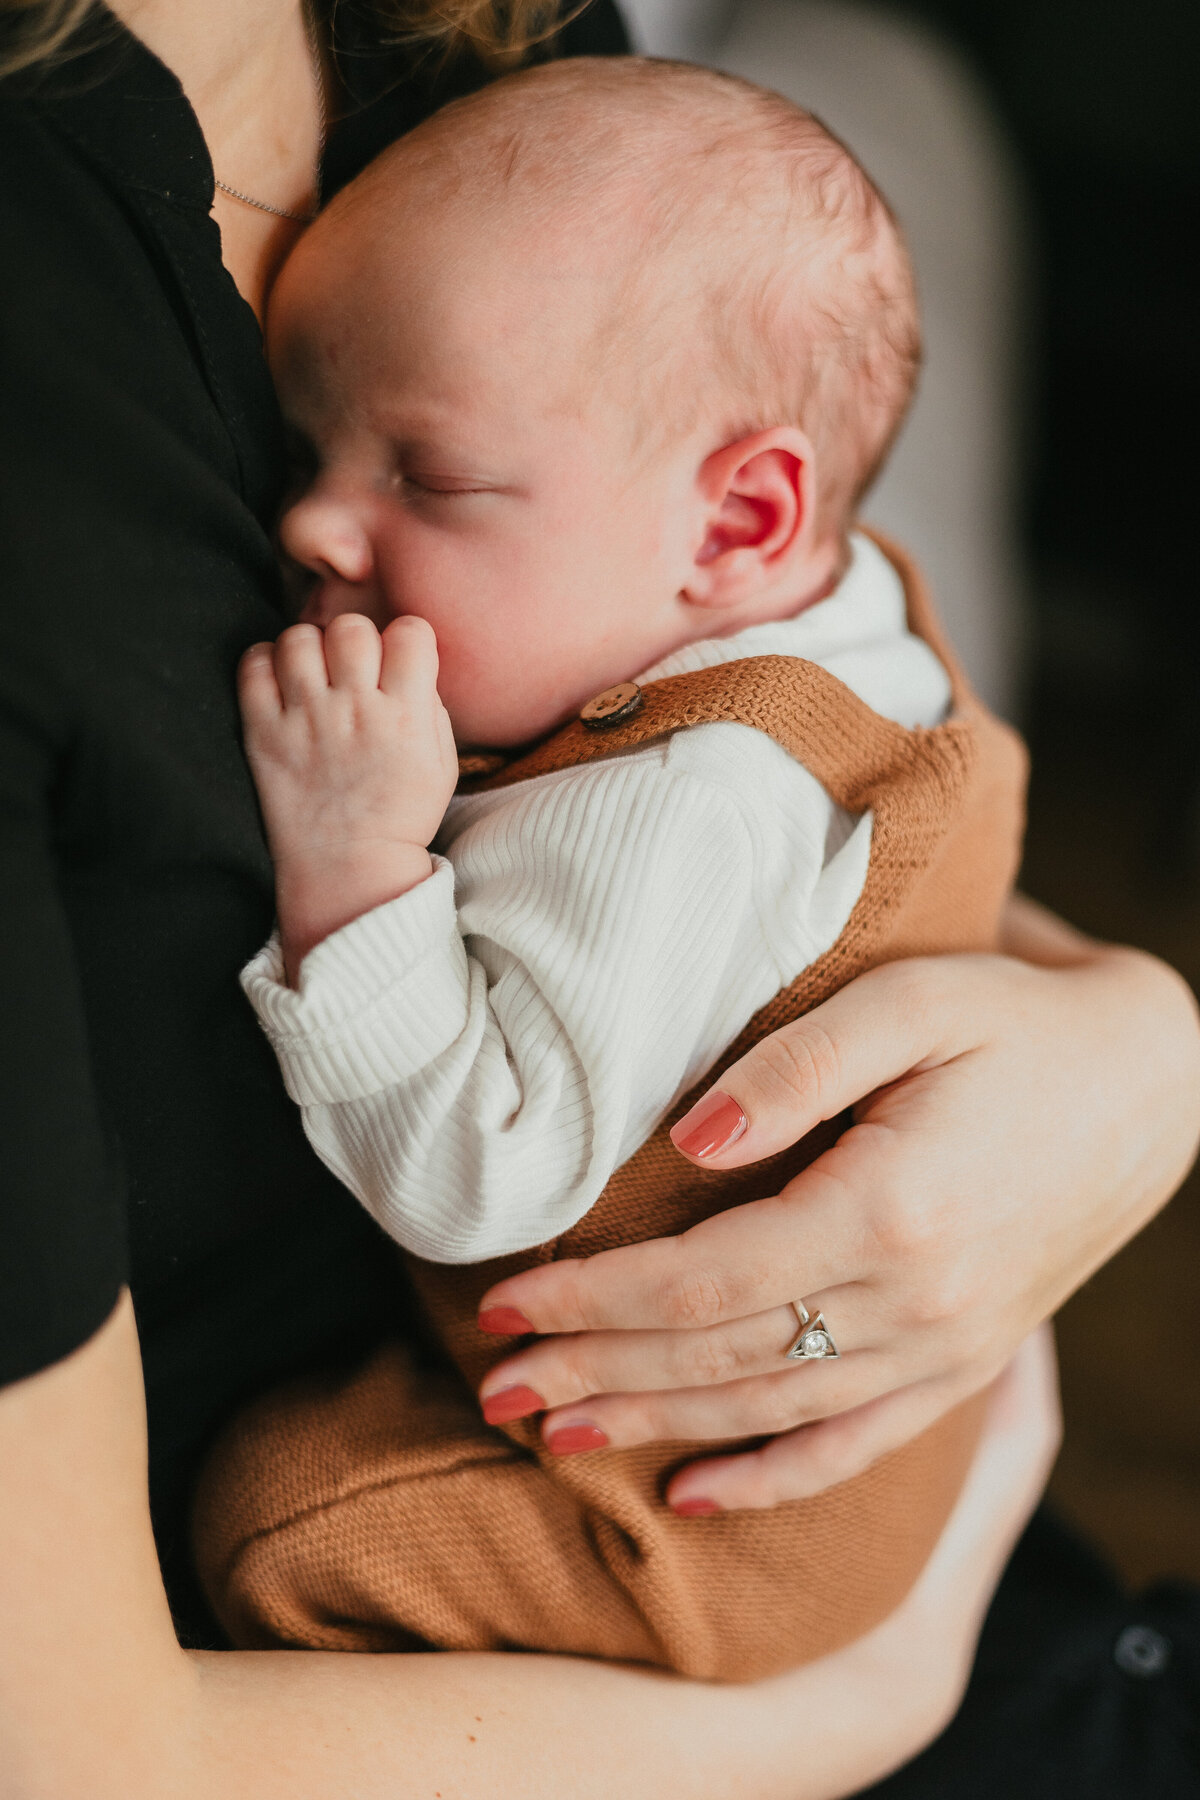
[{"left": 477, "top": 900, "right": 1200, "bottom": 1511}]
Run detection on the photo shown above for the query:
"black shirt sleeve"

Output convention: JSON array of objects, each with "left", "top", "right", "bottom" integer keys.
[
  {"left": 0, "top": 668, "right": 128, "bottom": 1383},
  {"left": 0, "top": 94, "right": 153, "bottom": 1382}
]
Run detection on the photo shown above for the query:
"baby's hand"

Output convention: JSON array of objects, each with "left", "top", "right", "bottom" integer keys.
[{"left": 238, "top": 613, "right": 459, "bottom": 985}]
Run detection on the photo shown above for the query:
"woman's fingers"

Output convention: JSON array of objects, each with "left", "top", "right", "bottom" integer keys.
[
  {"left": 533, "top": 1349, "right": 898, "bottom": 1457},
  {"left": 663, "top": 1369, "right": 984, "bottom": 1513},
  {"left": 664, "top": 1327, "right": 1060, "bottom": 1517},
  {"left": 670, "top": 958, "right": 963, "bottom": 1170},
  {"left": 478, "top": 1171, "right": 862, "bottom": 1337},
  {"left": 478, "top": 1286, "right": 876, "bottom": 1420}
]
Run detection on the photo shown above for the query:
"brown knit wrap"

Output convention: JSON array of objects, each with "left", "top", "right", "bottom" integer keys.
[{"left": 193, "top": 535, "right": 1028, "bottom": 1680}]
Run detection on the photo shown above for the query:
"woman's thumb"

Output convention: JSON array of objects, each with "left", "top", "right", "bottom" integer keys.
[{"left": 669, "top": 960, "right": 948, "bottom": 1168}]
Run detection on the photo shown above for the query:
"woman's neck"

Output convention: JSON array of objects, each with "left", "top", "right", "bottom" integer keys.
[{"left": 107, "top": 0, "right": 326, "bottom": 320}]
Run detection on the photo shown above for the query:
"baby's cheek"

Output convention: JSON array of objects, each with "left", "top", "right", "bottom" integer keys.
[{"left": 378, "top": 526, "right": 598, "bottom": 744}]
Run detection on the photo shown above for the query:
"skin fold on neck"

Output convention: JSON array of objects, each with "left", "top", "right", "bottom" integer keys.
[{"left": 107, "top": 0, "right": 328, "bottom": 318}]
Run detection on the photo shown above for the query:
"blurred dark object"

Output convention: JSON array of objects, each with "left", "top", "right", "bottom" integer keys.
[
  {"left": 864, "top": 1510, "right": 1200, "bottom": 1799},
  {"left": 872, "top": 0, "right": 1200, "bottom": 1591},
  {"left": 896, "top": 0, "right": 1200, "bottom": 877},
  {"left": 1022, "top": 678, "right": 1200, "bottom": 1590}
]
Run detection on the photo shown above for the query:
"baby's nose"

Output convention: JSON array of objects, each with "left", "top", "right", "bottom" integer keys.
[{"left": 278, "top": 490, "right": 373, "bottom": 587}]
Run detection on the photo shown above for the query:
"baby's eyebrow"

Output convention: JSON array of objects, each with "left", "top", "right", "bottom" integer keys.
[
  {"left": 368, "top": 419, "right": 464, "bottom": 460},
  {"left": 370, "top": 401, "right": 499, "bottom": 463},
  {"left": 393, "top": 435, "right": 477, "bottom": 465}
]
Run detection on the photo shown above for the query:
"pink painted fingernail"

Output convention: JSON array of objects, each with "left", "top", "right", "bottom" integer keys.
[
  {"left": 481, "top": 1384, "right": 546, "bottom": 1425},
  {"left": 672, "top": 1497, "right": 722, "bottom": 1516},
  {"left": 670, "top": 1091, "right": 748, "bottom": 1159},
  {"left": 478, "top": 1305, "right": 535, "bottom": 1336},
  {"left": 545, "top": 1422, "right": 610, "bottom": 1456}
]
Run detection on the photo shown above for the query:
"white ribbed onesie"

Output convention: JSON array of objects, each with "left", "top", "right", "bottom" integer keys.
[{"left": 242, "top": 532, "right": 950, "bottom": 1263}]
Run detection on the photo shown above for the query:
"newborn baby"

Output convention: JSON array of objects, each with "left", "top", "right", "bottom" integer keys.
[{"left": 196, "top": 56, "right": 1026, "bottom": 1679}]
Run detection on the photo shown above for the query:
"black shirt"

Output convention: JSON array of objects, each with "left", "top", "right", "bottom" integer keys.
[{"left": 0, "top": 0, "right": 628, "bottom": 1634}]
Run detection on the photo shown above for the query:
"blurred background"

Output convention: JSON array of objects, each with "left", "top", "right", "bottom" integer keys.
[{"left": 621, "top": 0, "right": 1200, "bottom": 1588}]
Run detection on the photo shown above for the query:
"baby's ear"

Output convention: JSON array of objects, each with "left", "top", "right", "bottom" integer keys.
[{"left": 683, "top": 427, "right": 830, "bottom": 611}]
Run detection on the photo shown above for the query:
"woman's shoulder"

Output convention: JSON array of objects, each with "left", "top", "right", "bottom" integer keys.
[{"left": 0, "top": 47, "right": 288, "bottom": 658}]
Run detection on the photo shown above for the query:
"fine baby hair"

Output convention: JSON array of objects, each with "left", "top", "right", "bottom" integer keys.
[{"left": 311, "top": 54, "right": 920, "bottom": 542}]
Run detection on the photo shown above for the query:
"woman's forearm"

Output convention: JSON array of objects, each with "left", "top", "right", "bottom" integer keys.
[
  {"left": 998, "top": 889, "right": 1101, "bottom": 964},
  {"left": 0, "top": 1295, "right": 957, "bottom": 1800},
  {"left": 187, "top": 1328, "right": 1060, "bottom": 1800},
  {"left": 1000, "top": 891, "right": 1200, "bottom": 1237},
  {"left": 5, "top": 1295, "right": 1050, "bottom": 1800},
  {"left": 188, "top": 1643, "right": 875, "bottom": 1800}
]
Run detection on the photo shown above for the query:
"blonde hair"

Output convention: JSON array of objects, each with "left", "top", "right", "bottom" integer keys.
[
  {"left": 0, "top": 0, "right": 563, "bottom": 80},
  {"left": 367, "top": 0, "right": 587, "bottom": 66},
  {"left": 351, "top": 57, "right": 921, "bottom": 536},
  {"left": 0, "top": 0, "right": 94, "bottom": 76}
]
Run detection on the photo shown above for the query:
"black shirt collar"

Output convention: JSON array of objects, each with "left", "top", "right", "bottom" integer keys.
[
  {"left": 11, "top": 1, "right": 490, "bottom": 215},
  {"left": 14, "top": 13, "right": 214, "bottom": 209}
]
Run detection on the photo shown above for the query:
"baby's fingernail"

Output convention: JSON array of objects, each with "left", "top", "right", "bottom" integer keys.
[
  {"left": 670, "top": 1091, "right": 748, "bottom": 1159},
  {"left": 671, "top": 1496, "right": 722, "bottom": 1516},
  {"left": 478, "top": 1305, "right": 535, "bottom": 1335},
  {"left": 481, "top": 1384, "right": 545, "bottom": 1425},
  {"left": 545, "top": 1422, "right": 609, "bottom": 1455}
]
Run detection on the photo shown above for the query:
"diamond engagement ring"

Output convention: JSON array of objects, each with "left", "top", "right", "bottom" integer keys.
[{"left": 784, "top": 1300, "right": 840, "bottom": 1361}]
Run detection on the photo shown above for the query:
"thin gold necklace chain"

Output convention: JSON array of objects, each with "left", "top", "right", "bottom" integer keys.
[{"left": 213, "top": 2, "right": 326, "bottom": 225}]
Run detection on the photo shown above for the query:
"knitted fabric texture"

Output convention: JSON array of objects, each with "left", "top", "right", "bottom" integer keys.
[{"left": 193, "top": 535, "right": 1028, "bottom": 1680}]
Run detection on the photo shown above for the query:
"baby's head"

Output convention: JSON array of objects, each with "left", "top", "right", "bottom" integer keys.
[{"left": 270, "top": 57, "right": 918, "bottom": 747}]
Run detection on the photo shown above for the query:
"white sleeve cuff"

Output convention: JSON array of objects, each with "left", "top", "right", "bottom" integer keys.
[{"left": 239, "top": 857, "right": 469, "bottom": 1107}]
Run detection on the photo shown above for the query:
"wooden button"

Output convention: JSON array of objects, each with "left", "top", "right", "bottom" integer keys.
[
  {"left": 457, "top": 750, "right": 508, "bottom": 780},
  {"left": 580, "top": 681, "right": 643, "bottom": 731}
]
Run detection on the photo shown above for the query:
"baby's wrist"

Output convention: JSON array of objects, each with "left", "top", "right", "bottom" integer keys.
[{"left": 274, "top": 843, "right": 435, "bottom": 987}]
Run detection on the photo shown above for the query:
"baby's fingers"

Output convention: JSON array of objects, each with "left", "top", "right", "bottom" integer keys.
[
  {"left": 379, "top": 614, "right": 440, "bottom": 705},
  {"left": 323, "top": 611, "right": 383, "bottom": 692},
  {"left": 271, "top": 622, "right": 331, "bottom": 706},
  {"left": 237, "top": 642, "right": 283, "bottom": 724}
]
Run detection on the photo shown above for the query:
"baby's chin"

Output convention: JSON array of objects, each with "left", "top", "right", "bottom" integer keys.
[
  {"left": 447, "top": 684, "right": 594, "bottom": 755},
  {"left": 453, "top": 712, "right": 573, "bottom": 756}
]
